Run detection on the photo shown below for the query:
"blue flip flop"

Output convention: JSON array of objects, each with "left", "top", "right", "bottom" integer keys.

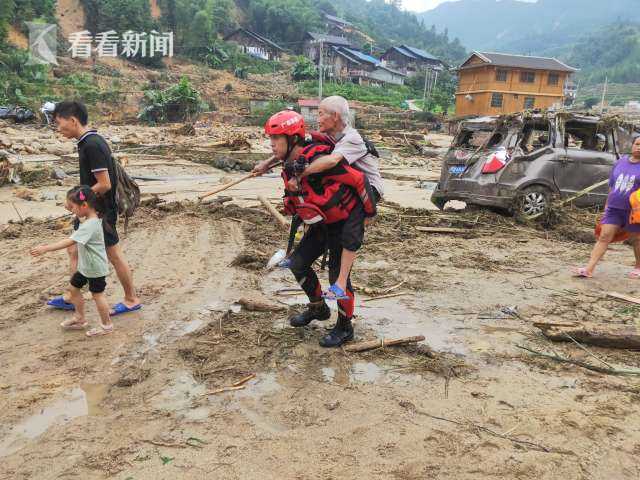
[
  {"left": 322, "top": 284, "right": 350, "bottom": 301},
  {"left": 47, "top": 296, "right": 75, "bottom": 311},
  {"left": 110, "top": 302, "right": 142, "bottom": 317}
]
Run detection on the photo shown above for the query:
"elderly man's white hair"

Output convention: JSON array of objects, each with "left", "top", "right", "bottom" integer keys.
[{"left": 320, "top": 95, "right": 351, "bottom": 126}]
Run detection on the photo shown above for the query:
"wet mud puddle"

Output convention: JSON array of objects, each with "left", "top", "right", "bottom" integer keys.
[{"left": 0, "top": 383, "right": 108, "bottom": 458}]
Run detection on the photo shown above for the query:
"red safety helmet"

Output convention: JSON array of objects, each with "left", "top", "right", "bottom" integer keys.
[{"left": 265, "top": 110, "right": 305, "bottom": 138}]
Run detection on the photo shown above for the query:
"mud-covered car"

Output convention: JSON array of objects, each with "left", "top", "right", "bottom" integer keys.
[{"left": 431, "top": 112, "right": 638, "bottom": 216}]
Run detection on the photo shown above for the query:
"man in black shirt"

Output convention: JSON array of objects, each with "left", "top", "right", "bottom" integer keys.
[{"left": 47, "top": 101, "right": 141, "bottom": 316}]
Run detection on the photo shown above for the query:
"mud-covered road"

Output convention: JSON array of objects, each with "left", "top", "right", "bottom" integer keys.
[{"left": 1, "top": 130, "right": 640, "bottom": 479}]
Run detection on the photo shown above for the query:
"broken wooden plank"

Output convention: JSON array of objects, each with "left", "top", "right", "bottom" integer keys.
[
  {"left": 607, "top": 291, "right": 640, "bottom": 305},
  {"left": 415, "top": 226, "right": 469, "bottom": 234},
  {"left": 345, "top": 335, "right": 426, "bottom": 353},
  {"left": 534, "top": 321, "right": 640, "bottom": 350}
]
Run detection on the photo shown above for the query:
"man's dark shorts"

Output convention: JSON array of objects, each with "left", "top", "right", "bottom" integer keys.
[
  {"left": 342, "top": 187, "right": 381, "bottom": 252},
  {"left": 70, "top": 271, "right": 106, "bottom": 293},
  {"left": 73, "top": 213, "right": 119, "bottom": 247}
]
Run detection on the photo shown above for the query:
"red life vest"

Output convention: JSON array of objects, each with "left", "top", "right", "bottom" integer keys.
[{"left": 281, "top": 136, "right": 376, "bottom": 225}]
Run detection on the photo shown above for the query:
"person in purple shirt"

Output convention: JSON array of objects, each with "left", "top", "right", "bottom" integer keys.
[{"left": 574, "top": 136, "right": 640, "bottom": 278}]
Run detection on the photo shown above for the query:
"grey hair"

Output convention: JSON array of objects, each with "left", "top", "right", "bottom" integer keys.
[{"left": 320, "top": 95, "right": 351, "bottom": 126}]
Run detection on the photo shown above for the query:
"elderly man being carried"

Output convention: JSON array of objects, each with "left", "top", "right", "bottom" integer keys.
[
  {"left": 253, "top": 110, "right": 376, "bottom": 347},
  {"left": 296, "top": 96, "right": 384, "bottom": 301}
]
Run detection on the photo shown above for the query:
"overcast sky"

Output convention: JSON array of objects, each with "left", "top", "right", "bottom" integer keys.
[{"left": 403, "top": 0, "right": 537, "bottom": 13}]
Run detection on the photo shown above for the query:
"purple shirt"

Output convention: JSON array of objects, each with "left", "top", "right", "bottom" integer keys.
[{"left": 607, "top": 155, "right": 640, "bottom": 210}]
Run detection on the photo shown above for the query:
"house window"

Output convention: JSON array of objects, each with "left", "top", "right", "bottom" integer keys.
[
  {"left": 548, "top": 73, "right": 559, "bottom": 86},
  {"left": 520, "top": 71, "right": 535, "bottom": 83},
  {"left": 491, "top": 93, "right": 503, "bottom": 108},
  {"left": 524, "top": 97, "right": 535, "bottom": 109},
  {"left": 496, "top": 69, "right": 508, "bottom": 82}
]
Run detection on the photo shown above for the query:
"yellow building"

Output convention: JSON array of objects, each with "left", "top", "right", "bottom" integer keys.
[{"left": 455, "top": 52, "right": 577, "bottom": 117}]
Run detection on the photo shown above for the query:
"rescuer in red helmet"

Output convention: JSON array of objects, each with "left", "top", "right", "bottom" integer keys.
[{"left": 254, "top": 110, "right": 376, "bottom": 347}]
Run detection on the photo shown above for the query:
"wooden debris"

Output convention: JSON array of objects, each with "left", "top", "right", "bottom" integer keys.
[
  {"left": 232, "top": 373, "right": 256, "bottom": 387},
  {"left": 415, "top": 226, "right": 469, "bottom": 234},
  {"left": 607, "top": 291, "right": 640, "bottom": 305},
  {"left": 258, "top": 195, "right": 289, "bottom": 230},
  {"left": 205, "top": 385, "right": 246, "bottom": 395},
  {"left": 345, "top": 335, "right": 426, "bottom": 353},
  {"left": 362, "top": 292, "right": 410, "bottom": 302},
  {"left": 533, "top": 321, "right": 640, "bottom": 350},
  {"left": 237, "top": 297, "right": 286, "bottom": 312},
  {"left": 517, "top": 344, "right": 640, "bottom": 376}
]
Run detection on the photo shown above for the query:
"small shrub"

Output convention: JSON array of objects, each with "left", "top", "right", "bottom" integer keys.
[
  {"left": 138, "top": 77, "right": 205, "bottom": 123},
  {"left": 291, "top": 56, "right": 317, "bottom": 81}
]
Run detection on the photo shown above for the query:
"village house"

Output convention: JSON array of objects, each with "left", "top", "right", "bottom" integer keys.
[
  {"left": 329, "top": 46, "right": 405, "bottom": 86},
  {"left": 455, "top": 51, "right": 578, "bottom": 117},
  {"left": 303, "top": 32, "right": 353, "bottom": 65},
  {"left": 380, "top": 45, "right": 444, "bottom": 75},
  {"left": 224, "top": 28, "right": 284, "bottom": 61},
  {"left": 323, "top": 13, "right": 353, "bottom": 37}
]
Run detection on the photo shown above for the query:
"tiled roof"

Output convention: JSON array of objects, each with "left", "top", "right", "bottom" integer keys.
[{"left": 463, "top": 51, "right": 578, "bottom": 72}]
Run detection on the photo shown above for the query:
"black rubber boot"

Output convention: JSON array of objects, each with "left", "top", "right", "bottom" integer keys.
[
  {"left": 289, "top": 301, "right": 331, "bottom": 327},
  {"left": 319, "top": 316, "right": 354, "bottom": 348}
]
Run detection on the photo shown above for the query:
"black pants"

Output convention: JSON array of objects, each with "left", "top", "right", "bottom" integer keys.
[{"left": 289, "top": 221, "right": 355, "bottom": 320}]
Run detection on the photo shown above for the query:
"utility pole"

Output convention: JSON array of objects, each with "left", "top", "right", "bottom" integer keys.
[
  {"left": 600, "top": 75, "right": 608, "bottom": 114},
  {"left": 427, "top": 70, "right": 439, "bottom": 108},
  {"left": 422, "top": 68, "right": 430, "bottom": 107},
  {"left": 318, "top": 40, "right": 324, "bottom": 100}
]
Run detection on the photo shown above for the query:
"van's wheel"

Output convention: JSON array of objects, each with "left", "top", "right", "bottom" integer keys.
[{"left": 518, "top": 186, "right": 551, "bottom": 217}]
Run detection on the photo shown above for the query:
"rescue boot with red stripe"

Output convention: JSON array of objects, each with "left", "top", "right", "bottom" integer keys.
[
  {"left": 319, "top": 315, "right": 353, "bottom": 348},
  {"left": 289, "top": 300, "right": 331, "bottom": 327}
]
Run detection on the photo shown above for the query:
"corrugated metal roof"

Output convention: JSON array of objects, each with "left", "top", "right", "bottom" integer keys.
[
  {"left": 463, "top": 51, "right": 578, "bottom": 72},
  {"left": 341, "top": 47, "right": 379, "bottom": 66},
  {"left": 306, "top": 32, "right": 352, "bottom": 46},
  {"left": 298, "top": 99, "right": 320, "bottom": 107},
  {"left": 400, "top": 45, "right": 439, "bottom": 62},
  {"left": 393, "top": 46, "right": 417, "bottom": 59}
]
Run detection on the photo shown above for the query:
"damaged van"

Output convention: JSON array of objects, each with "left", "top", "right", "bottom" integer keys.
[{"left": 431, "top": 112, "right": 638, "bottom": 216}]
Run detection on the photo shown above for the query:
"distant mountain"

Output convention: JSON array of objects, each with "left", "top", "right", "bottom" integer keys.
[{"left": 417, "top": 0, "right": 640, "bottom": 54}]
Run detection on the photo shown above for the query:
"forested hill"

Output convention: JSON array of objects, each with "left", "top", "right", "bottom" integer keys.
[
  {"left": 241, "top": 0, "right": 466, "bottom": 63},
  {"left": 0, "top": 0, "right": 466, "bottom": 65},
  {"left": 561, "top": 23, "right": 640, "bottom": 86},
  {"left": 416, "top": 0, "right": 640, "bottom": 54}
]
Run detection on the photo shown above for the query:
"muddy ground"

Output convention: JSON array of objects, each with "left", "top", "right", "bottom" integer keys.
[{"left": 1, "top": 130, "right": 640, "bottom": 479}]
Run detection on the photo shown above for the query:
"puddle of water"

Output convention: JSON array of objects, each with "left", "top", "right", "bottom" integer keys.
[
  {"left": 321, "top": 367, "right": 336, "bottom": 383},
  {"left": 176, "top": 318, "right": 204, "bottom": 336},
  {"left": 349, "top": 362, "right": 382, "bottom": 383},
  {"left": 235, "top": 373, "right": 281, "bottom": 400},
  {"left": 154, "top": 371, "right": 206, "bottom": 413},
  {"left": 0, "top": 384, "right": 108, "bottom": 458},
  {"left": 359, "top": 299, "right": 466, "bottom": 355}
]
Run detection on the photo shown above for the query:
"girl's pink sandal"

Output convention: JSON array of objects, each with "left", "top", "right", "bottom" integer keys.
[
  {"left": 86, "top": 325, "right": 114, "bottom": 337},
  {"left": 628, "top": 268, "right": 640, "bottom": 279},
  {"left": 572, "top": 267, "right": 593, "bottom": 278}
]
